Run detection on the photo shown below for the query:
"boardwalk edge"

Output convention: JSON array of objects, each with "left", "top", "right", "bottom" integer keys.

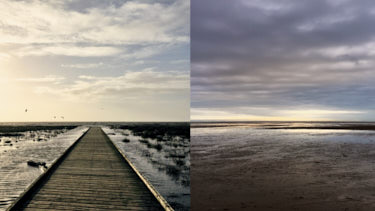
[
  {"left": 105, "top": 129, "right": 175, "bottom": 211},
  {"left": 6, "top": 127, "right": 90, "bottom": 211}
]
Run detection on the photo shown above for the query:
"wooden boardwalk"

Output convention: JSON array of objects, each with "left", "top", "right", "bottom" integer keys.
[{"left": 9, "top": 127, "right": 164, "bottom": 211}]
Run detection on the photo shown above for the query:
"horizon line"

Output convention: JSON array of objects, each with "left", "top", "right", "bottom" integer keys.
[
  {"left": 0, "top": 121, "right": 190, "bottom": 123},
  {"left": 191, "top": 120, "right": 375, "bottom": 123}
]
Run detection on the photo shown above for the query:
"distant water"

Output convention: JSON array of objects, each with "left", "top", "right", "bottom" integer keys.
[
  {"left": 191, "top": 122, "right": 375, "bottom": 160},
  {"left": 191, "top": 121, "right": 375, "bottom": 128},
  {"left": 0, "top": 124, "right": 89, "bottom": 210},
  {"left": 103, "top": 127, "right": 190, "bottom": 211}
]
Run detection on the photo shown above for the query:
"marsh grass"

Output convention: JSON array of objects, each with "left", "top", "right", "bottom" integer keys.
[
  {"left": 109, "top": 123, "right": 190, "bottom": 190},
  {"left": 0, "top": 133, "right": 23, "bottom": 137},
  {"left": 0, "top": 126, "right": 76, "bottom": 133},
  {"left": 139, "top": 139, "right": 149, "bottom": 144},
  {"left": 112, "top": 123, "right": 189, "bottom": 140}
]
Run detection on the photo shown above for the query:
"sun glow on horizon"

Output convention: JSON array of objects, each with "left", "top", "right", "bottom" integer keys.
[{"left": 191, "top": 108, "right": 366, "bottom": 122}]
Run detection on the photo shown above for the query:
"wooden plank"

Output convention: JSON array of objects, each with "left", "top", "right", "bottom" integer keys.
[{"left": 8, "top": 127, "right": 165, "bottom": 211}]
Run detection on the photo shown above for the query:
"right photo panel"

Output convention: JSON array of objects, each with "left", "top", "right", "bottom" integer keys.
[{"left": 191, "top": 0, "right": 375, "bottom": 210}]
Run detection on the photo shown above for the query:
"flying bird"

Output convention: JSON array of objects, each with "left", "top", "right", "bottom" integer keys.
[{"left": 25, "top": 109, "right": 28, "bottom": 113}]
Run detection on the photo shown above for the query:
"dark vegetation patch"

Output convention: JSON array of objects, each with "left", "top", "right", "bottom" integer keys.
[
  {"left": 138, "top": 139, "right": 163, "bottom": 151},
  {"left": 148, "top": 143, "right": 163, "bottom": 151},
  {"left": 110, "top": 122, "right": 190, "bottom": 189},
  {"left": 122, "top": 138, "right": 130, "bottom": 143},
  {"left": 168, "top": 154, "right": 186, "bottom": 159},
  {"left": 142, "top": 150, "right": 151, "bottom": 158},
  {"left": 139, "top": 139, "right": 149, "bottom": 144},
  {"left": 175, "top": 159, "right": 185, "bottom": 166},
  {"left": 166, "top": 165, "right": 181, "bottom": 179},
  {"left": 0, "top": 133, "right": 23, "bottom": 137},
  {"left": 111, "top": 122, "right": 189, "bottom": 140},
  {"left": 0, "top": 125, "right": 77, "bottom": 133},
  {"left": 27, "top": 160, "right": 47, "bottom": 168}
]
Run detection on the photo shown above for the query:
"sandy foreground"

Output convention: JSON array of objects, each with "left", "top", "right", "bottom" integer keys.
[{"left": 191, "top": 126, "right": 375, "bottom": 211}]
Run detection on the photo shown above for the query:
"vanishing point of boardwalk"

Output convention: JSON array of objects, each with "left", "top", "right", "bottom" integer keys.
[{"left": 9, "top": 127, "right": 164, "bottom": 210}]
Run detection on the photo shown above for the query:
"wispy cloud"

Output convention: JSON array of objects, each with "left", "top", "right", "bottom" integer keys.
[
  {"left": 61, "top": 62, "right": 104, "bottom": 69},
  {"left": 16, "top": 75, "right": 65, "bottom": 84},
  {"left": 35, "top": 69, "right": 189, "bottom": 102},
  {"left": 16, "top": 45, "right": 123, "bottom": 57},
  {"left": 0, "top": 0, "right": 188, "bottom": 58}
]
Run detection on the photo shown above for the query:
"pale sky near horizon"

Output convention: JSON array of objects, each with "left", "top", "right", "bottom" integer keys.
[
  {"left": 192, "top": 0, "right": 375, "bottom": 121},
  {"left": 0, "top": 0, "right": 189, "bottom": 122}
]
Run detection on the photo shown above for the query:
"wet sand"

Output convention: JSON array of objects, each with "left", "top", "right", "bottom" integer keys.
[
  {"left": 0, "top": 125, "right": 88, "bottom": 210},
  {"left": 191, "top": 125, "right": 375, "bottom": 210}
]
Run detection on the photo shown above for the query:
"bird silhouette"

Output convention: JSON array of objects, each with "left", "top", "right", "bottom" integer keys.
[{"left": 25, "top": 109, "right": 28, "bottom": 112}]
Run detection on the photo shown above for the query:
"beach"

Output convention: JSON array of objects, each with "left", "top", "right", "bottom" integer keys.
[{"left": 191, "top": 122, "right": 375, "bottom": 210}]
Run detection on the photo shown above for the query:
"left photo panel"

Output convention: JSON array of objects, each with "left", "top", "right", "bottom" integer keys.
[{"left": 0, "top": 0, "right": 190, "bottom": 210}]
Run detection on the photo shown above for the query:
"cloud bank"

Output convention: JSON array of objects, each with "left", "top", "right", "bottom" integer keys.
[{"left": 192, "top": 0, "right": 375, "bottom": 121}]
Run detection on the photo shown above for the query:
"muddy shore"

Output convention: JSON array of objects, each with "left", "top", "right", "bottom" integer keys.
[{"left": 191, "top": 125, "right": 375, "bottom": 210}]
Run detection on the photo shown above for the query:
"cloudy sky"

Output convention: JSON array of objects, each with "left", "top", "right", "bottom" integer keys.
[
  {"left": 192, "top": 0, "right": 375, "bottom": 121},
  {"left": 0, "top": 0, "right": 189, "bottom": 122}
]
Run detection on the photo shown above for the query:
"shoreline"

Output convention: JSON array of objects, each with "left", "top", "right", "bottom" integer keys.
[{"left": 192, "top": 122, "right": 375, "bottom": 130}]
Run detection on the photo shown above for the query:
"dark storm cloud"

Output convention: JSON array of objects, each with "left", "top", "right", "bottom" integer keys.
[{"left": 191, "top": 0, "right": 375, "bottom": 120}]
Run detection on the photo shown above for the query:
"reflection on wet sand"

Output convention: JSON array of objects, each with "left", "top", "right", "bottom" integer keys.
[{"left": 192, "top": 122, "right": 375, "bottom": 211}]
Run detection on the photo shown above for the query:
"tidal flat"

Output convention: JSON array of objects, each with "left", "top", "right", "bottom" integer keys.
[
  {"left": 191, "top": 122, "right": 375, "bottom": 211},
  {"left": 0, "top": 122, "right": 189, "bottom": 211},
  {"left": 105, "top": 122, "right": 190, "bottom": 211},
  {"left": 0, "top": 123, "right": 88, "bottom": 210}
]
